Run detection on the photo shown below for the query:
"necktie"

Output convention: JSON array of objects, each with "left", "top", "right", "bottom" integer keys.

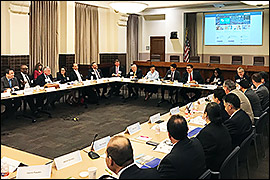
[
  {"left": 190, "top": 73, "right": 193, "bottom": 81},
  {"left": 26, "top": 74, "right": 30, "bottom": 83},
  {"left": 95, "top": 70, "right": 100, "bottom": 79},
  {"left": 9, "top": 79, "right": 12, "bottom": 88},
  {"left": 171, "top": 72, "right": 174, "bottom": 81}
]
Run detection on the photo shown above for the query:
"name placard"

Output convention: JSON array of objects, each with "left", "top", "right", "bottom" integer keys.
[
  {"left": 127, "top": 122, "right": 141, "bottom": 135},
  {"left": 59, "top": 84, "right": 68, "bottom": 89},
  {"left": 149, "top": 113, "right": 161, "bottom": 124},
  {"left": 97, "top": 79, "right": 103, "bottom": 84},
  {"left": 45, "top": 87, "right": 56, "bottom": 92},
  {"left": 16, "top": 164, "right": 52, "bottom": 179},
  {"left": 170, "top": 106, "right": 180, "bottom": 115},
  {"left": 54, "top": 150, "right": 82, "bottom": 170},
  {"left": 93, "top": 136, "right": 111, "bottom": 151},
  {"left": 83, "top": 80, "right": 91, "bottom": 86},
  {"left": 1, "top": 92, "right": 11, "bottom": 98},
  {"left": 1, "top": 156, "right": 21, "bottom": 173}
]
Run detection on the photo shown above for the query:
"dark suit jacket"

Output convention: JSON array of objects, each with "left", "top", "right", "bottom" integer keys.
[
  {"left": 15, "top": 72, "right": 34, "bottom": 90},
  {"left": 1, "top": 76, "right": 20, "bottom": 92},
  {"left": 69, "top": 69, "right": 84, "bottom": 81},
  {"left": 164, "top": 70, "right": 182, "bottom": 82},
  {"left": 182, "top": 70, "right": 204, "bottom": 84},
  {"left": 196, "top": 123, "right": 232, "bottom": 171},
  {"left": 219, "top": 101, "right": 230, "bottom": 123},
  {"left": 35, "top": 73, "right": 54, "bottom": 87},
  {"left": 235, "top": 73, "right": 251, "bottom": 84},
  {"left": 255, "top": 84, "right": 269, "bottom": 111},
  {"left": 87, "top": 68, "right": 104, "bottom": 80},
  {"left": 126, "top": 68, "right": 143, "bottom": 79},
  {"left": 56, "top": 72, "right": 69, "bottom": 84},
  {"left": 157, "top": 137, "right": 206, "bottom": 179},
  {"left": 209, "top": 74, "right": 224, "bottom": 86},
  {"left": 110, "top": 65, "right": 125, "bottom": 77},
  {"left": 120, "top": 164, "right": 161, "bottom": 179},
  {"left": 244, "top": 88, "right": 262, "bottom": 117},
  {"left": 223, "top": 109, "right": 253, "bottom": 149}
]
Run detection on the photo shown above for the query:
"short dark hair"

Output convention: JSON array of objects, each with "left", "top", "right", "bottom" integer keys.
[
  {"left": 238, "top": 79, "right": 250, "bottom": 89},
  {"left": 5, "top": 68, "right": 13, "bottom": 75},
  {"left": 186, "top": 64, "right": 193, "bottom": 68},
  {"left": 167, "top": 115, "right": 188, "bottom": 140},
  {"left": 223, "top": 93, "right": 240, "bottom": 109},
  {"left": 170, "top": 64, "right": 177, "bottom": 69},
  {"left": 213, "top": 87, "right": 226, "bottom": 102},
  {"left": 259, "top": 71, "right": 269, "bottom": 81},
  {"left": 106, "top": 136, "right": 134, "bottom": 167},
  {"left": 204, "top": 102, "right": 223, "bottom": 124},
  {"left": 214, "top": 68, "right": 222, "bottom": 75},
  {"left": 150, "top": 65, "right": 155, "bottom": 68},
  {"left": 251, "top": 73, "right": 262, "bottom": 83},
  {"left": 91, "top": 62, "right": 97, "bottom": 66},
  {"left": 115, "top": 59, "right": 119, "bottom": 63}
]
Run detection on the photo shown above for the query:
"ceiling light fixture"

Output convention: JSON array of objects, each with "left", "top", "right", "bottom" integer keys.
[
  {"left": 109, "top": 2, "right": 148, "bottom": 14},
  {"left": 241, "top": 1, "right": 269, "bottom": 6}
]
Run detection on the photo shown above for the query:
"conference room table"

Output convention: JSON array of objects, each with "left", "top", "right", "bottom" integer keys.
[{"left": 1, "top": 91, "right": 212, "bottom": 179}]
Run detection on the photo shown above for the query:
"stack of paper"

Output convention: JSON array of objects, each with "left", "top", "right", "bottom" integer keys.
[{"left": 153, "top": 138, "right": 174, "bottom": 154}]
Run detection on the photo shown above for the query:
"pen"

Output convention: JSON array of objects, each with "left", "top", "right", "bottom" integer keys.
[
  {"left": 105, "top": 168, "right": 112, "bottom": 175},
  {"left": 83, "top": 149, "right": 89, "bottom": 153},
  {"left": 45, "top": 160, "right": 53, "bottom": 165}
]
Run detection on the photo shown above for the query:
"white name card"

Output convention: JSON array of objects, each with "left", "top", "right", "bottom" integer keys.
[
  {"left": 1, "top": 156, "right": 20, "bottom": 173},
  {"left": 24, "top": 88, "right": 34, "bottom": 95},
  {"left": 127, "top": 122, "right": 141, "bottom": 135},
  {"left": 93, "top": 136, "right": 111, "bottom": 151},
  {"left": 1, "top": 92, "right": 11, "bottom": 98},
  {"left": 97, "top": 79, "right": 103, "bottom": 84},
  {"left": 83, "top": 80, "right": 91, "bottom": 86},
  {"left": 16, "top": 164, "right": 52, "bottom": 179},
  {"left": 149, "top": 113, "right": 161, "bottom": 124},
  {"left": 54, "top": 150, "right": 82, "bottom": 170},
  {"left": 59, "top": 83, "right": 68, "bottom": 89},
  {"left": 170, "top": 106, "right": 180, "bottom": 115},
  {"left": 45, "top": 87, "right": 55, "bottom": 92}
]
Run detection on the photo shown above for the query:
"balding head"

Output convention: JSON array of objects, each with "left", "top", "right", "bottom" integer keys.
[{"left": 106, "top": 135, "right": 134, "bottom": 167}]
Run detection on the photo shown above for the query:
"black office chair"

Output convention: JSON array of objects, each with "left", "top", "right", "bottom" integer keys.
[
  {"left": 238, "top": 129, "right": 257, "bottom": 179},
  {"left": 253, "top": 111, "right": 268, "bottom": 158},
  {"left": 198, "top": 169, "right": 211, "bottom": 179},
  {"left": 211, "top": 146, "right": 240, "bottom": 179},
  {"left": 262, "top": 106, "right": 269, "bottom": 141}
]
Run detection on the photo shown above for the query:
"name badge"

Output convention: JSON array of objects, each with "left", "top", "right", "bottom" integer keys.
[
  {"left": 127, "top": 122, "right": 141, "bottom": 135},
  {"left": 130, "top": 72, "right": 134, "bottom": 75},
  {"left": 118, "top": 71, "right": 122, "bottom": 74},
  {"left": 170, "top": 106, "right": 180, "bottom": 115},
  {"left": 93, "top": 136, "right": 111, "bottom": 151},
  {"left": 236, "top": 79, "right": 240, "bottom": 83},
  {"left": 17, "top": 164, "right": 52, "bottom": 179},
  {"left": 149, "top": 113, "right": 161, "bottom": 124},
  {"left": 92, "top": 72, "right": 95, "bottom": 74},
  {"left": 54, "top": 150, "right": 82, "bottom": 170},
  {"left": 167, "top": 74, "right": 171, "bottom": 77},
  {"left": 45, "top": 87, "right": 55, "bottom": 92}
]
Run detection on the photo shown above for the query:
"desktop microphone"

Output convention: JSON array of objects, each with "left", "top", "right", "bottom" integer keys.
[{"left": 88, "top": 134, "right": 100, "bottom": 159}]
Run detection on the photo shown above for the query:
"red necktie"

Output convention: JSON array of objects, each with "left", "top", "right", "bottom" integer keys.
[{"left": 190, "top": 74, "right": 193, "bottom": 81}]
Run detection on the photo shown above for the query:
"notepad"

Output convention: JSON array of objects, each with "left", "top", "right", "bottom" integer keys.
[
  {"left": 141, "top": 158, "right": 161, "bottom": 169},
  {"left": 188, "top": 127, "right": 202, "bottom": 137},
  {"left": 135, "top": 154, "right": 161, "bottom": 169}
]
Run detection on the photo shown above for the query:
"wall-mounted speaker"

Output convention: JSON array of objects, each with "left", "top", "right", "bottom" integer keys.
[{"left": 170, "top": 31, "right": 178, "bottom": 39}]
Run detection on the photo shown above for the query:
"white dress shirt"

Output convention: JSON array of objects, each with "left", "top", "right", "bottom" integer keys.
[
  {"left": 145, "top": 70, "right": 159, "bottom": 80},
  {"left": 74, "top": 70, "right": 82, "bottom": 82}
]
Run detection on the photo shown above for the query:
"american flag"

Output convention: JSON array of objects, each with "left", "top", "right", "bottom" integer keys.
[{"left": 184, "top": 37, "right": 190, "bottom": 62}]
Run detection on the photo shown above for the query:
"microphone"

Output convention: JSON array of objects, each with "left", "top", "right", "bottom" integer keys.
[{"left": 88, "top": 134, "right": 100, "bottom": 159}]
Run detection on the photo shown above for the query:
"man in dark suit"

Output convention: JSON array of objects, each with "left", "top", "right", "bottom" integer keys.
[
  {"left": 235, "top": 67, "right": 251, "bottom": 84},
  {"left": 105, "top": 135, "right": 160, "bottom": 179},
  {"left": 159, "top": 63, "right": 182, "bottom": 105},
  {"left": 223, "top": 93, "right": 253, "bottom": 149},
  {"left": 87, "top": 62, "right": 108, "bottom": 98},
  {"left": 108, "top": 59, "right": 126, "bottom": 97},
  {"left": 181, "top": 64, "right": 204, "bottom": 103},
  {"left": 213, "top": 87, "right": 230, "bottom": 123},
  {"left": 251, "top": 73, "right": 269, "bottom": 111},
  {"left": 1, "top": 68, "right": 21, "bottom": 119},
  {"left": 157, "top": 115, "right": 206, "bottom": 179},
  {"left": 238, "top": 79, "right": 262, "bottom": 119},
  {"left": 259, "top": 71, "right": 269, "bottom": 89},
  {"left": 126, "top": 64, "right": 143, "bottom": 99},
  {"left": 15, "top": 65, "right": 40, "bottom": 117},
  {"left": 69, "top": 63, "right": 84, "bottom": 82}
]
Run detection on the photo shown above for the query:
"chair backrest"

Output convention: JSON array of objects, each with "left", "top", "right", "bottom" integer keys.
[
  {"left": 189, "top": 56, "right": 200, "bottom": 63},
  {"left": 255, "top": 111, "right": 268, "bottom": 134},
  {"left": 253, "top": 56, "right": 264, "bottom": 66},
  {"left": 198, "top": 169, "right": 212, "bottom": 179},
  {"left": 151, "top": 54, "right": 160, "bottom": 62},
  {"left": 232, "top": 56, "right": 242, "bottom": 65},
  {"left": 210, "top": 56, "right": 220, "bottom": 64},
  {"left": 238, "top": 129, "right": 255, "bottom": 162},
  {"left": 170, "top": 55, "right": 179, "bottom": 62},
  {"left": 263, "top": 106, "right": 269, "bottom": 114},
  {"left": 219, "top": 146, "right": 240, "bottom": 179}
]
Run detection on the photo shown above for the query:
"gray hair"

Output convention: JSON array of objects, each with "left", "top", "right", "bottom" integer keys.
[
  {"left": 43, "top": 66, "right": 50, "bottom": 71},
  {"left": 237, "top": 67, "right": 244, "bottom": 72},
  {"left": 223, "top": 79, "right": 236, "bottom": 91}
]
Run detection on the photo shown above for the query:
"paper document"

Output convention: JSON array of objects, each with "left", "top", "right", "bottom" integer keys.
[
  {"left": 189, "top": 115, "right": 206, "bottom": 126},
  {"left": 1, "top": 157, "right": 21, "bottom": 173},
  {"left": 151, "top": 121, "right": 167, "bottom": 132},
  {"left": 153, "top": 138, "right": 174, "bottom": 154},
  {"left": 135, "top": 154, "right": 161, "bottom": 168}
]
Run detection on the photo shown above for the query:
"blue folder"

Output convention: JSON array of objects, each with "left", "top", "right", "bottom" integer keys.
[
  {"left": 188, "top": 127, "right": 203, "bottom": 137},
  {"left": 141, "top": 158, "right": 161, "bottom": 169}
]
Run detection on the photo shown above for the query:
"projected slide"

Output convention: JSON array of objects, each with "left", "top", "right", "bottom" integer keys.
[{"left": 204, "top": 11, "right": 263, "bottom": 45}]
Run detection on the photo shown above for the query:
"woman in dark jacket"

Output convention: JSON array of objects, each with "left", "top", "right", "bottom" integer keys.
[
  {"left": 57, "top": 67, "right": 69, "bottom": 84},
  {"left": 209, "top": 68, "right": 224, "bottom": 86}
]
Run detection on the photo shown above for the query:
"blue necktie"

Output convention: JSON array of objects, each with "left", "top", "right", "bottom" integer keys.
[{"left": 9, "top": 79, "right": 12, "bottom": 88}]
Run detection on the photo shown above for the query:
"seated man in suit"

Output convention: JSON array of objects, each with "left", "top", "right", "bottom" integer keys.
[
  {"left": 35, "top": 66, "right": 61, "bottom": 109},
  {"left": 108, "top": 59, "right": 126, "bottom": 97},
  {"left": 104, "top": 135, "right": 160, "bottom": 179},
  {"left": 259, "top": 71, "right": 269, "bottom": 89},
  {"left": 213, "top": 87, "right": 230, "bottom": 123},
  {"left": 157, "top": 115, "right": 206, "bottom": 179},
  {"left": 126, "top": 64, "right": 143, "bottom": 99},
  {"left": 159, "top": 63, "right": 181, "bottom": 105},
  {"left": 223, "top": 79, "right": 254, "bottom": 124},
  {"left": 87, "top": 62, "right": 108, "bottom": 99},
  {"left": 181, "top": 64, "right": 204, "bottom": 103},
  {"left": 15, "top": 64, "right": 40, "bottom": 117},
  {"left": 1, "top": 68, "right": 22, "bottom": 119},
  {"left": 238, "top": 79, "right": 262, "bottom": 119},
  {"left": 251, "top": 73, "right": 269, "bottom": 111},
  {"left": 223, "top": 93, "right": 253, "bottom": 149},
  {"left": 235, "top": 67, "right": 251, "bottom": 84}
]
